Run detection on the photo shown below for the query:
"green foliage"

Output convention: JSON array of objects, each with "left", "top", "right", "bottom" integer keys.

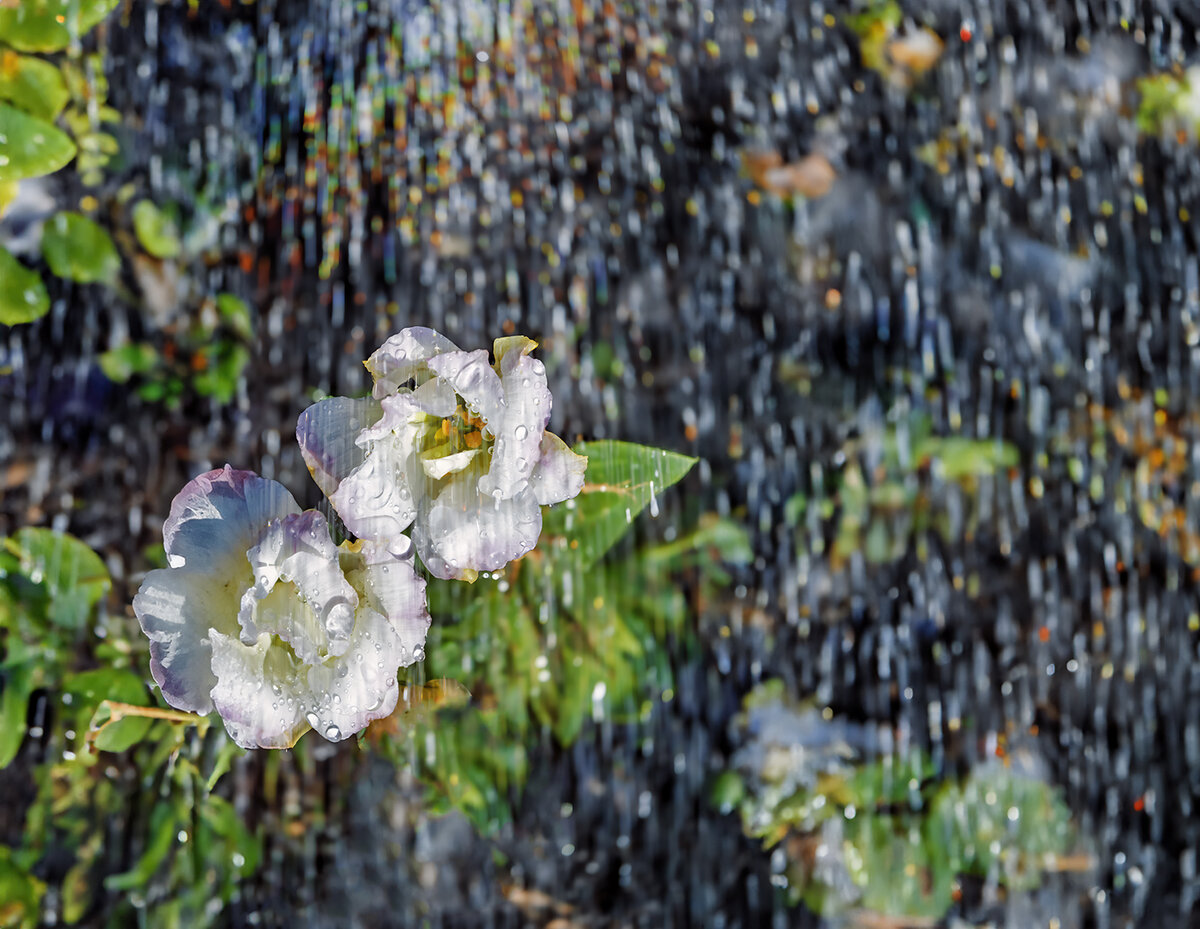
[
  {"left": 541, "top": 439, "right": 698, "bottom": 568},
  {"left": 0, "top": 0, "right": 120, "bottom": 53},
  {"left": 0, "top": 526, "right": 259, "bottom": 927},
  {"left": 41, "top": 210, "right": 120, "bottom": 284},
  {"left": 0, "top": 101, "right": 76, "bottom": 181},
  {"left": 0, "top": 244, "right": 49, "bottom": 325},
  {"left": 1136, "top": 72, "right": 1196, "bottom": 137},
  {"left": 716, "top": 682, "right": 1076, "bottom": 920},
  {"left": 384, "top": 442, "right": 732, "bottom": 832},
  {"left": 0, "top": 528, "right": 112, "bottom": 768},
  {"left": 98, "top": 341, "right": 159, "bottom": 382},
  {"left": 785, "top": 412, "right": 1017, "bottom": 567},
  {"left": 0, "top": 847, "right": 44, "bottom": 929},
  {"left": 98, "top": 292, "right": 255, "bottom": 406},
  {"left": 0, "top": 49, "right": 70, "bottom": 119},
  {"left": 132, "top": 200, "right": 182, "bottom": 259}
]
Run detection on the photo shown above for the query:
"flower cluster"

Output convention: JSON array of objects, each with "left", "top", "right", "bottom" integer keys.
[{"left": 134, "top": 329, "right": 584, "bottom": 748}]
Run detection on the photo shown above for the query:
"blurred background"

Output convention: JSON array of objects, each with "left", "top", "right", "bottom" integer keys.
[{"left": 3, "top": 0, "right": 1200, "bottom": 926}]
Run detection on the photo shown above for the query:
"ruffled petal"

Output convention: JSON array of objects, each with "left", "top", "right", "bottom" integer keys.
[
  {"left": 301, "top": 607, "right": 405, "bottom": 740},
  {"left": 162, "top": 467, "right": 300, "bottom": 574},
  {"left": 209, "top": 629, "right": 310, "bottom": 749},
  {"left": 480, "top": 339, "right": 553, "bottom": 499},
  {"left": 365, "top": 326, "right": 459, "bottom": 399},
  {"left": 238, "top": 511, "right": 358, "bottom": 661},
  {"left": 330, "top": 436, "right": 417, "bottom": 540},
  {"left": 426, "top": 349, "right": 505, "bottom": 424},
  {"left": 349, "top": 538, "right": 431, "bottom": 664},
  {"left": 414, "top": 475, "right": 542, "bottom": 580},
  {"left": 528, "top": 431, "right": 588, "bottom": 505},
  {"left": 296, "top": 396, "right": 383, "bottom": 498},
  {"left": 134, "top": 566, "right": 242, "bottom": 715}
]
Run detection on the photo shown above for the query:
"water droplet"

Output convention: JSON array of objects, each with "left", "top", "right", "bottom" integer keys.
[
  {"left": 413, "top": 645, "right": 426, "bottom": 661},
  {"left": 305, "top": 711, "right": 320, "bottom": 728},
  {"left": 514, "top": 424, "right": 528, "bottom": 440},
  {"left": 324, "top": 724, "right": 341, "bottom": 740}
]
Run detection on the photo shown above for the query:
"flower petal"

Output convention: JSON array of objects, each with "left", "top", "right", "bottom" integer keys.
[
  {"left": 331, "top": 437, "right": 418, "bottom": 540},
  {"left": 302, "top": 607, "right": 405, "bottom": 740},
  {"left": 209, "top": 629, "right": 310, "bottom": 749},
  {"left": 365, "top": 326, "right": 458, "bottom": 399},
  {"left": 480, "top": 340, "right": 552, "bottom": 499},
  {"left": 422, "top": 448, "right": 480, "bottom": 480},
  {"left": 426, "top": 348, "right": 505, "bottom": 424},
  {"left": 162, "top": 467, "right": 300, "bottom": 574},
  {"left": 350, "top": 539, "right": 431, "bottom": 665},
  {"left": 239, "top": 511, "right": 358, "bottom": 662},
  {"left": 134, "top": 566, "right": 241, "bottom": 715},
  {"left": 412, "top": 376, "right": 458, "bottom": 417},
  {"left": 296, "top": 396, "right": 383, "bottom": 498},
  {"left": 528, "top": 431, "right": 588, "bottom": 505},
  {"left": 413, "top": 476, "right": 542, "bottom": 580}
]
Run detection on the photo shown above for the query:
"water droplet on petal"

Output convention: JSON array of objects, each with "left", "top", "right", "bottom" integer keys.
[
  {"left": 514, "top": 424, "right": 528, "bottom": 440},
  {"left": 324, "top": 724, "right": 341, "bottom": 740},
  {"left": 305, "top": 712, "right": 320, "bottom": 729}
]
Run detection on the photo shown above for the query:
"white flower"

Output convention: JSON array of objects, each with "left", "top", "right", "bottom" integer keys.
[
  {"left": 133, "top": 466, "right": 430, "bottom": 749},
  {"left": 297, "top": 327, "right": 586, "bottom": 580}
]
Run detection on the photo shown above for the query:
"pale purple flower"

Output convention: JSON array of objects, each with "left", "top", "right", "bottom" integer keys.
[
  {"left": 297, "top": 327, "right": 586, "bottom": 581},
  {"left": 133, "top": 466, "right": 430, "bottom": 749}
]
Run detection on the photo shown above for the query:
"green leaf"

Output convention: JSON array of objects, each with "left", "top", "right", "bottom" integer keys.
[
  {"left": 0, "top": 663, "right": 35, "bottom": 768},
  {"left": 216, "top": 292, "right": 253, "bottom": 340},
  {"left": 541, "top": 440, "right": 697, "bottom": 568},
  {"left": 710, "top": 770, "right": 746, "bottom": 814},
  {"left": 0, "top": 244, "right": 49, "bottom": 325},
  {"left": 192, "top": 341, "right": 249, "bottom": 403},
  {"left": 0, "top": 846, "right": 45, "bottom": 929},
  {"left": 841, "top": 814, "right": 954, "bottom": 920},
  {"left": 8, "top": 527, "right": 110, "bottom": 629},
  {"left": 0, "top": 102, "right": 76, "bottom": 181},
  {"left": 0, "top": 0, "right": 121, "bottom": 52},
  {"left": 98, "top": 341, "right": 159, "bottom": 383},
  {"left": 131, "top": 200, "right": 180, "bottom": 259},
  {"left": 0, "top": 50, "right": 70, "bottom": 119},
  {"left": 41, "top": 211, "right": 119, "bottom": 284}
]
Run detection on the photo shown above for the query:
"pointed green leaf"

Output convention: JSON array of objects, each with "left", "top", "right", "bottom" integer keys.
[
  {"left": 541, "top": 440, "right": 696, "bottom": 568},
  {"left": 0, "top": 663, "right": 35, "bottom": 768},
  {"left": 0, "top": 102, "right": 75, "bottom": 181},
  {"left": 0, "top": 245, "right": 49, "bottom": 325},
  {"left": 41, "top": 210, "right": 119, "bottom": 284}
]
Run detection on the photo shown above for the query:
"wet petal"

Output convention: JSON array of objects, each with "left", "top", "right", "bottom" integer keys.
[
  {"left": 134, "top": 566, "right": 241, "bottom": 715},
  {"left": 351, "top": 539, "right": 430, "bottom": 665},
  {"left": 238, "top": 511, "right": 358, "bottom": 661},
  {"left": 296, "top": 396, "right": 382, "bottom": 498},
  {"left": 301, "top": 607, "right": 405, "bottom": 741},
  {"left": 209, "top": 629, "right": 310, "bottom": 750},
  {"left": 412, "top": 376, "right": 457, "bottom": 417},
  {"left": 414, "top": 477, "right": 542, "bottom": 580},
  {"left": 422, "top": 448, "right": 480, "bottom": 480},
  {"left": 426, "top": 348, "right": 505, "bottom": 424},
  {"left": 480, "top": 340, "right": 552, "bottom": 499},
  {"left": 331, "top": 436, "right": 417, "bottom": 540},
  {"left": 528, "top": 431, "right": 588, "bottom": 505},
  {"left": 162, "top": 466, "right": 300, "bottom": 574},
  {"left": 365, "top": 326, "right": 458, "bottom": 398}
]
